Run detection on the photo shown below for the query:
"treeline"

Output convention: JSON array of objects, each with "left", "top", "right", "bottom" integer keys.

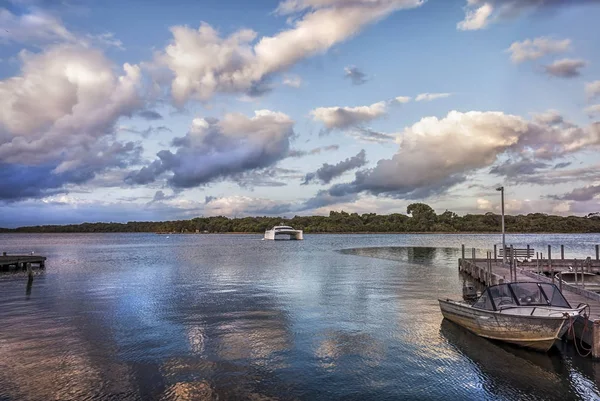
[{"left": 2, "top": 203, "right": 600, "bottom": 234}]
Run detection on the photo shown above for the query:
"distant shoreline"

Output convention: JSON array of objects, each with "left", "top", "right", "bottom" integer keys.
[{"left": 2, "top": 231, "right": 598, "bottom": 235}]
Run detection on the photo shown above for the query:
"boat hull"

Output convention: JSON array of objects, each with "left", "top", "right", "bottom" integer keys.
[{"left": 438, "top": 299, "right": 570, "bottom": 352}]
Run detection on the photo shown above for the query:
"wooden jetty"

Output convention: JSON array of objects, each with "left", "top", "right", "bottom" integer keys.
[
  {"left": 0, "top": 252, "right": 46, "bottom": 271},
  {"left": 458, "top": 244, "right": 600, "bottom": 359}
]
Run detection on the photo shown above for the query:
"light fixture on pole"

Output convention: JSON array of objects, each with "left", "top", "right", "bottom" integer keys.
[{"left": 496, "top": 186, "right": 506, "bottom": 265}]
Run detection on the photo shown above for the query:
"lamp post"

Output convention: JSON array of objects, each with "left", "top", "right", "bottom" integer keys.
[{"left": 496, "top": 186, "right": 506, "bottom": 265}]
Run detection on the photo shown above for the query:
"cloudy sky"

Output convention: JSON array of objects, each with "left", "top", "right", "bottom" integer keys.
[{"left": 1, "top": 0, "right": 600, "bottom": 227}]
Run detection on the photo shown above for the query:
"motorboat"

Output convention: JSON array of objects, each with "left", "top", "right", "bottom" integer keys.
[
  {"left": 439, "top": 282, "right": 587, "bottom": 352},
  {"left": 264, "top": 225, "right": 303, "bottom": 240},
  {"left": 555, "top": 271, "right": 600, "bottom": 293}
]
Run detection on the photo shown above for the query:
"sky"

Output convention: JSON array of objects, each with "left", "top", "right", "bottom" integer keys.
[{"left": 1, "top": 0, "right": 600, "bottom": 227}]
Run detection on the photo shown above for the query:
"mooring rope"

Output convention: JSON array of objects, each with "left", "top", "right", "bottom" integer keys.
[{"left": 566, "top": 304, "right": 592, "bottom": 358}]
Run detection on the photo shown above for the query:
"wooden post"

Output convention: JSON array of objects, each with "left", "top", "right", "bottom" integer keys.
[
  {"left": 509, "top": 245, "right": 514, "bottom": 282},
  {"left": 559, "top": 271, "right": 562, "bottom": 292},
  {"left": 472, "top": 248, "right": 476, "bottom": 261},
  {"left": 26, "top": 262, "right": 33, "bottom": 282},
  {"left": 548, "top": 245, "right": 552, "bottom": 275},
  {"left": 461, "top": 244, "right": 465, "bottom": 261},
  {"left": 575, "top": 259, "right": 578, "bottom": 286},
  {"left": 596, "top": 244, "right": 599, "bottom": 261},
  {"left": 592, "top": 321, "right": 600, "bottom": 359},
  {"left": 494, "top": 244, "right": 497, "bottom": 262},
  {"left": 527, "top": 244, "right": 530, "bottom": 260},
  {"left": 561, "top": 245, "right": 564, "bottom": 260}
]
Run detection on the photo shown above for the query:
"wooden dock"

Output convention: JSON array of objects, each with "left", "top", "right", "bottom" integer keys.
[
  {"left": 0, "top": 254, "right": 46, "bottom": 271},
  {"left": 458, "top": 245, "right": 600, "bottom": 359}
]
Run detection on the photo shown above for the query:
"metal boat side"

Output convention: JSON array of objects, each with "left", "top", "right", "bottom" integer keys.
[{"left": 438, "top": 299, "right": 569, "bottom": 352}]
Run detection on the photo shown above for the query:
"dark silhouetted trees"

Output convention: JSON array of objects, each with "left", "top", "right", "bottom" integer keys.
[{"left": 1, "top": 203, "right": 599, "bottom": 233}]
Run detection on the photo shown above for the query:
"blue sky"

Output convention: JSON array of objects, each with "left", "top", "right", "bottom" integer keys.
[{"left": 1, "top": 0, "right": 600, "bottom": 227}]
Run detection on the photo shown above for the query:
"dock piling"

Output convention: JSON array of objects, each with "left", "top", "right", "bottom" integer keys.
[
  {"left": 596, "top": 245, "right": 599, "bottom": 261},
  {"left": 509, "top": 245, "right": 514, "bottom": 282},
  {"left": 559, "top": 271, "right": 562, "bottom": 292},
  {"left": 461, "top": 244, "right": 465, "bottom": 261},
  {"left": 561, "top": 245, "right": 565, "bottom": 260},
  {"left": 548, "top": 245, "right": 552, "bottom": 275},
  {"left": 493, "top": 245, "right": 497, "bottom": 262}
]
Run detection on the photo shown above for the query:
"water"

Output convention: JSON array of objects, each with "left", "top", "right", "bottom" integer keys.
[{"left": 0, "top": 233, "right": 599, "bottom": 400}]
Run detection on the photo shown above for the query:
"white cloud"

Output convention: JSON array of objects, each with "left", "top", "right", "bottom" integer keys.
[
  {"left": 0, "top": 8, "right": 75, "bottom": 45},
  {"left": 543, "top": 58, "right": 586, "bottom": 78},
  {"left": 321, "top": 110, "right": 600, "bottom": 199},
  {"left": 476, "top": 198, "right": 492, "bottom": 210},
  {"left": 457, "top": 3, "right": 493, "bottom": 31},
  {"left": 155, "top": 0, "right": 424, "bottom": 104},
  {"left": 506, "top": 37, "right": 571, "bottom": 64},
  {"left": 0, "top": 8, "right": 124, "bottom": 50},
  {"left": 311, "top": 101, "right": 387, "bottom": 130},
  {"left": 585, "top": 104, "right": 600, "bottom": 117},
  {"left": 86, "top": 32, "right": 125, "bottom": 50},
  {"left": 0, "top": 44, "right": 143, "bottom": 169},
  {"left": 394, "top": 96, "right": 411, "bottom": 103},
  {"left": 586, "top": 81, "right": 600, "bottom": 102},
  {"left": 282, "top": 74, "right": 302, "bottom": 88},
  {"left": 415, "top": 92, "right": 451, "bottom": 102},
  {"left": 458, "top": 1, "right": 600, "bottom": 31}
]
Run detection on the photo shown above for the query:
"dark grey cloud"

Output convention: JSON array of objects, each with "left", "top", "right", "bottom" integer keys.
[
  {"left": 550, "top": 184, "right": 600, "bottom": 202},
  {"left": 350, "top": 127, "right": 396, "bottom": 143},
  {"left": 489, "top": 158, "right": 549, "bottom": 178},
  {"left": 0, "top": 140, "right": 142, "bottom": 202},
  {"left": 288, "top": 144, "right": 340, "bottom": 158},
  {"left": 233, "top": 167, "right": 303, "bottom": 188},
  {"left": 299, "top": 190, "right": 359, "bottom": 211},
  {"left": 303, "top": 150, "right": 367, "bottom": 185},
  {"left": 151, "top": 190, "right": 177, "bottom": 203},
  {"left": 511, "top": 164, "right": 600, "bottom": 186},
  {"left": 126, "top": 111, "right": 294, "bottom": 189},
  {"left": 553, "top": 161, "right": 571, "bottom": 169},
  {"left": 344, "top": 66, "right": 368, "bottom": 85},
  {"left": 137, "top": 110, "right": 163, "bottom": 120},
  {"left": 325, "top": 171, "right": 466, "bottom": 200},
  {"left": 120, "top": 125, "right": 172, "bottom": 138},
  {"left": 544, "top": 59, "right": 586, "bottom": 78}
]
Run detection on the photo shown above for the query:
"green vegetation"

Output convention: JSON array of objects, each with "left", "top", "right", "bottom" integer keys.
[{"left": 2, "top": 204, "right": 600, "bottom": 234}]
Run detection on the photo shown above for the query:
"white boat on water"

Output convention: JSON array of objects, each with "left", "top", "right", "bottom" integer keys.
[{"left": 264, "top": 225, "right": 303, "bottom": 240}]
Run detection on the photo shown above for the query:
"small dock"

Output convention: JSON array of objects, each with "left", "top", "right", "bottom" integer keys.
[
  {"left": 458, "top": 244, "right": 600, "bottom": 359},
  {"left": 0, "top": 253, "right": 46, "bottom": 272}
]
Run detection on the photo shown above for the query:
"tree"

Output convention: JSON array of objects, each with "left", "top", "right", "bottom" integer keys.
[{"left": 406, "top": 203, "right": 437, "bottom": 231}]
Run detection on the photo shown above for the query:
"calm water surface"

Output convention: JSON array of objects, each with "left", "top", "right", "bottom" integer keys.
[{"left": 1, "top": 233, "right": 599, "bottom": 400}]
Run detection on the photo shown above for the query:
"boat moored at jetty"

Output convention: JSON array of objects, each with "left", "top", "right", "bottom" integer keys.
[
  {"left": 264, "top": 225, "right": 303, "bottom": 240},
  {"left": 439, "top": 282, "right": 587, "bottom": 352},
  {"left": 556, "top": 271, "right": 600, "bottom": 293}
]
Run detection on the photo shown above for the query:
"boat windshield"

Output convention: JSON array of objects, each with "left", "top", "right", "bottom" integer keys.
[
  {"left": 472, "top": 282, "right": 571, "bottom": 311},
  {"left": 274, "top": 226, "right": 293, "bottom": 230}
]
